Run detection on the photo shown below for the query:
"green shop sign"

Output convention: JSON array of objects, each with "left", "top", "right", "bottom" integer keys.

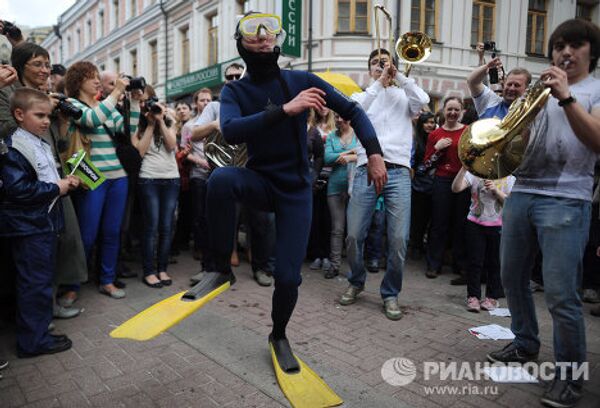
[
  {"left": 166, "top": 58, "right": 244, "bottom": 98},
  {"left": 166, "top": 65, "right": 221, "bottom": 98},
  {"left": 282, "top": 0, "right": 302, "bottom": 57}
]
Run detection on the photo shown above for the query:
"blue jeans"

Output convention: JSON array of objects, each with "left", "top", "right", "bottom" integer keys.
[
  {"left": 12, "top": 233, "right": 56, "bottom": 354},
  {"left": 138, "top": 178, "right": 180, "bottom": 276},
  {"left": 346, "top": 166, "right": 411, "bottom": 300},
  {"left": 365, "top": 206, "right": 386, "bottom": 262},
  {"left": 501, "top": 193, "right": 590, "bottom": 382},
  {"left": 75, "top": 177, "right": 128, "bottom": 285}
]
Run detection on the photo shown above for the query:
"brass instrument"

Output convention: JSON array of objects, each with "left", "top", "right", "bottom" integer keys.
[
  {"left": 203, "top": 65, "right": 248, "bottom": 169},
  {"left": 458, "top": 75, "right": 555, "bottom": 179},
  {"left": 374, "top": 5, "right": 432, "bottom": 77},
  {"left": 204, "top": 130, "right": 248, "bottom": 169}
]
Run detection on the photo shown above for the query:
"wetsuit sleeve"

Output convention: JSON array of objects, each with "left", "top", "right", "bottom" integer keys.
[
  {"left": 1, "top": 149, "right": 60, "bottom": 204},
  {"left": 307, "top": 73, "right": 383, "bottom": 157},
  {"left": 220, "top": 84, "right": 287, "bottom": 145}
]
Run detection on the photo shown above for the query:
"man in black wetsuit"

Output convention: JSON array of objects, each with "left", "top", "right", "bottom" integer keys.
[{"left": 202, "top": 12, "right": 387, "bottom": 370}]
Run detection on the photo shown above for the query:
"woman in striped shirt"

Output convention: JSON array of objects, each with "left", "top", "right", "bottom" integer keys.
[{"left": 64, "top": 61, "right": 141, "bottom": 299}]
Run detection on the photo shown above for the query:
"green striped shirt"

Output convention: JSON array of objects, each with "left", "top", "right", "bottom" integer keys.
[{"left": 69, "top": 95, "right": 140, "bottom": 179}]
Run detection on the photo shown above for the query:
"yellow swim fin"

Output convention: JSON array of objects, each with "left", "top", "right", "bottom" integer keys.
[
  {"left": 110, "top": 272, "right": 232, "bottom": 341},
  {"left": 269, "top": 339, "right": 343, "bottom": 408}
]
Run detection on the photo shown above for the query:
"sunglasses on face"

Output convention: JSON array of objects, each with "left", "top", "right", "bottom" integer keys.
[{"left": 225, "top": 74, "right": 241, "bottom": 81}]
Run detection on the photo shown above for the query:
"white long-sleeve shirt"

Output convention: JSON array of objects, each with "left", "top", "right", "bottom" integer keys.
[{"left": 352, "top": 73, "right": 429, "bottom": 168}]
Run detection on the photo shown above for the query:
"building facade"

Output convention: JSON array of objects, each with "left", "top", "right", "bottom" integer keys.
[{"left": 41, "top": 0, "right": 600, "bottom": 106}]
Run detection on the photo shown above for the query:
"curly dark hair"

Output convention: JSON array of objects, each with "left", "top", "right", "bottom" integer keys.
[{"left": 64, "top": 61, "right": 99, "bottom": 98}]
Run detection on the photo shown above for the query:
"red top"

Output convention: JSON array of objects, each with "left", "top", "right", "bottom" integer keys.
[{"left": 423, "top": 126, "right": 466, "bottom": 178}]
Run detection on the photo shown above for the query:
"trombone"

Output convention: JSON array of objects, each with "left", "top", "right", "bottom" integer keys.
[{"left": 374, "top": 4, "right": 432, "bottom": 77}]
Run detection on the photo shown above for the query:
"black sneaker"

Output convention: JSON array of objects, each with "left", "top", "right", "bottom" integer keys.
[
  {"left": 540, "top": 378, "right": 582, "bottom": 408},
  {"left": 324, "top": 268, "right": 339, "bottom": 279},
  {"left": 486, "top": 342, "right": 538, "bottom": 364},
  {"left": 0, "top": 360, "right": 8, "bottom": 370}
]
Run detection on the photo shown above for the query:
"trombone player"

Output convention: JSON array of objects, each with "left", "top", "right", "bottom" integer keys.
[
  {"left": 485, "top": 19, "right": 600, "bottom": 408},
  {"left": 339, "top": 36, "right": 429, "bottom": 319}
]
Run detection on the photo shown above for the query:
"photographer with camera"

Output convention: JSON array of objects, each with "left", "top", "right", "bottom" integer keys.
[
  {"left": 0, "top": 42, "right": 88, "bottom": 320},
  {"left": 64, "top": 61, "right": 142, "bottom": 299},
  {"left": 467, "top": 43, "right": 531, "bottom": 120},
  {"left": 131, "top": 85, "right": 179, "bottom": 288}
]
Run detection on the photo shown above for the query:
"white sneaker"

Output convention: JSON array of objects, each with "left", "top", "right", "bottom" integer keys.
[
  {"left": 309, "top": 258, "right": 322, "bottom": 270},
  {"left": 321, "top": 258, "right": 331, "bottom": 271}
]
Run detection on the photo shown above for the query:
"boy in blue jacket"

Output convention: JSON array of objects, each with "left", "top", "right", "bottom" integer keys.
[{"left": 0, "top": 88, "right": 79, "bottom": 357}]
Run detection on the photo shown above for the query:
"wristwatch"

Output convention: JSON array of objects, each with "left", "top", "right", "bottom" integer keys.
[{"left": 558, "top": 95, "right": 576, "bottom": 107}]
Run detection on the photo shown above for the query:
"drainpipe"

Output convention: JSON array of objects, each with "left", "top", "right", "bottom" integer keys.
[
  {"left": 54, "top": 17, "right": 63, "bottom": 63},
  {"left": 307, "top": 0, "right": 313, "bottom": 72},
  {"left": 159, "top": 0, "right": 168, "bottom": 99},
  {"left": 395, "top": 0, "right": 401, "bottom": 66}
]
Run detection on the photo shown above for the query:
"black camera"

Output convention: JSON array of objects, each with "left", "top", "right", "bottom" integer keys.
[
  {"left": 52, "top": 93, "right": 83, "bottom": 119},
  {"left": 123, "top": 75, "right": 146, "bottom": 91},
  {"left": 483, "top": 41, "right": 496, "bottom": 52},
  {"left": 1, "top": 20, "right": 22, "bottom": 41},
  {"left": 145, "top": 96, "right": 162, "bottom": 114}
]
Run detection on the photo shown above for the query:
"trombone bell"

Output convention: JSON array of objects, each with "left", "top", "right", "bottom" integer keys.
[{"left": 397, "top": 32, "right": 432, "bottom": 64}]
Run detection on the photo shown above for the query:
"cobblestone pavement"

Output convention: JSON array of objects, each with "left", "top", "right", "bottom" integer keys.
[{"left": 0, "top": 252, "right": 599, "bottom": 408}]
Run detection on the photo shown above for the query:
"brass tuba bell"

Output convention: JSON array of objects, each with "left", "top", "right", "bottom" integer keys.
[{"left": 458, "top": 80, "right": 551, "bottom": 179}]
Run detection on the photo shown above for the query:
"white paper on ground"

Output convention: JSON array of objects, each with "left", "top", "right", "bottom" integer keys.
[
  {"left": 484, "top": 366, "right": 539, "bottom": 383},
  {"left": 468, "top": 324, "right": 515, "bottom": 340},
  {"left": 489, "top": 308, "right": 511, "bottom": 317}
]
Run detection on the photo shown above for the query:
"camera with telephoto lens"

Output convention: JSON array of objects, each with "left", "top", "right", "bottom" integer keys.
[
  {"left": 1, "top": 20, "right": 22, "bottom": 40},
  {"left": 145, "top": 96, "right": 162, "bottom": 114},
  {"left": 51, "top": 93, "right": 83, "bottom": 119},
  {"left": 123, "top": 75, "right": 146, "bottom": 91},
  {"left": 145, "top": 96, "right": 173, "bottom": 127}
]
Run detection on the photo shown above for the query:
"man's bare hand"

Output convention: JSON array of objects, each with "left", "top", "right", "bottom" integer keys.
[
  {"left": 283, "top": 87, "right": 326, "bottom": 116},
  {"left": 367, "top": 154, "right": 387, "bottom": 194}
]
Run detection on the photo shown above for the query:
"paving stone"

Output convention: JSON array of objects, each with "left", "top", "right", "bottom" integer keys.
[{"left": 57, "top": 390, "right": 92, "bottom": 407}]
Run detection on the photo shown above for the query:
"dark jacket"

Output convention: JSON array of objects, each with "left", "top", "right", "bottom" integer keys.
[{"left": 0, "top": 132, "right": 63, "bottom": 237}]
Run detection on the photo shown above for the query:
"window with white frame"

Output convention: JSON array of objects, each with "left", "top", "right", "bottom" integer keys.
[
  {"left": 336, "top": 0, "right": 370, "bottom": 34},
  {"left": 114, "top": 57, "right": 121, "bottom": 73},
  {"left": 98, "top": 10, "right": 105, "bottom": 38},
  {"left": 411, "top": 0, "right": 438, "bottom": 40},
  {"left": 526, "top": 0, "right": 547, "bottom": 55},
  {"left": 149, "top": 40, "right": 158, "bottom": 84},
  {"left": 180, "top": 25, "right": 190, "bottom": 74},
  {"left": 112, "top": 0, "right": 120, "bottom": 30},
  {"left": 86, "top": 19, "right": 93, "bottom": 46},
  {"left": 207, "top": 14, "right": 218, "bottom": 65},
  {"left": 577, "top": 0, "right": 599, "bottom": 21},
  {"left": 471, "top": 0, "right": 495, "bottom": 46},
  {"left": 130, "top": 49, "right": 138, "bottom": 76},
  {"left": 129, "top": 0, "right": 137, "bottom": 18}
]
